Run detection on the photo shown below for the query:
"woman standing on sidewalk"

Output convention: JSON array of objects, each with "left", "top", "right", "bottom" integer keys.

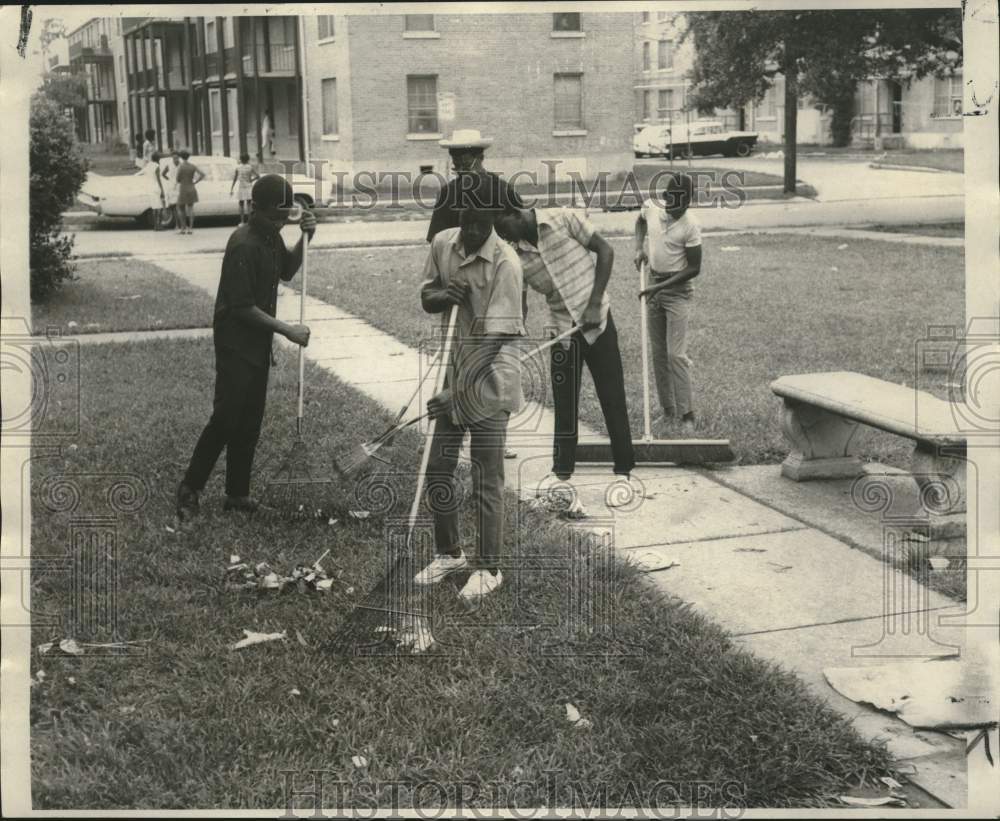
[{"left": 175, "top": 150, "right": 205, "bottom": 235}]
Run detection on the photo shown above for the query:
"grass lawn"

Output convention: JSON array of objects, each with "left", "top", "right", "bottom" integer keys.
[
  {"left": 31, "top": 259, "right": 214, "bottom": 335},
  {"left": 875, "top": 150, "right": 964, "bottom": 174},
  {"left": 30, "top": 337, "right": 892, "bottom": 809},
  {"left": 301, "top": 234, "right": 964, "bottom": 468},
  {"left": 863, "top": 222, "right": 964, "bottom": 239}
]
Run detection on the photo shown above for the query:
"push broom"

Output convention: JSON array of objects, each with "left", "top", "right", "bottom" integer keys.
[{"left": 575, "top": 262, "right": 734, "bottom": 465}]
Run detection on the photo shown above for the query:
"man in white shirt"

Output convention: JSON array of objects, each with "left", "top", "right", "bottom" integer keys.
[{"left": 634, "top": 173, "right": 702, "bottom": 436}]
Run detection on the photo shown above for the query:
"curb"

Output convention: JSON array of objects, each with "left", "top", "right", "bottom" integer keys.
[{"left": 868, "top": 162, "right": 956, "bottom": 174}]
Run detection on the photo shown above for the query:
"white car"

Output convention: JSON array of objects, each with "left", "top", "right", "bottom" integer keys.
[
  {"left": 77, "top": 155, "right": 323, "bottom": 228},
  {"left": 633, "top": 120, "right": 758, "bottom": 159}
]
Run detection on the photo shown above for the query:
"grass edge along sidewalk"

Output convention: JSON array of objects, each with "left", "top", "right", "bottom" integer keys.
[{"left": 30, "top": 335, "right": 892, "bottom": 809}]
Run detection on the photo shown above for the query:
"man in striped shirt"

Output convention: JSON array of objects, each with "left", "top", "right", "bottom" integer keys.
[{"left": 495, "top": 206, "right": 636, "bottom": 513}]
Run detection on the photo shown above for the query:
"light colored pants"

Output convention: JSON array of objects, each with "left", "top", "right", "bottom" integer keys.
[{"left": 646, "top": 289, "right": 693, "bottom": 417}]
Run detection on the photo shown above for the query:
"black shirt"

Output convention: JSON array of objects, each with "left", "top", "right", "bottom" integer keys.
[
  {"left": 213, "top": 215, "right": 297, "bottom": 368},
  {"left": 426, "top": 171, "right": 525, "bottom": 242}
]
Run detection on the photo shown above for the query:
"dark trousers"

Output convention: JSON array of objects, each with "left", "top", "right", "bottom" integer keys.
[
  {"left": 551, "top": 312, "right": 635, "bottom": 478},
  {"left": 425, "top": 411, "right": 509, "bottom": 566},
  {"left": 183, "top": 349, "right": 270, "bottom": 498}
]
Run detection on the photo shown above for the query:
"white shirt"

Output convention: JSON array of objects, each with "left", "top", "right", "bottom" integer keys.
[{"left": 641, "top": 199, "right": 701, "bottom": 274}]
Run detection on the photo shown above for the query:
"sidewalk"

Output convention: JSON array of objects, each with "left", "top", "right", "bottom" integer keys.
[
  {"left": 139, "top": 250, "right": 969, "bottom": 807},
  {"left": 66, "top": 192, "right": 965, "bottom": 259}
]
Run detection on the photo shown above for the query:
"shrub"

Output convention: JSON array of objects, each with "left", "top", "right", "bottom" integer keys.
[{"left": 30, "top": 92, "right": 88, "bottom": 302}]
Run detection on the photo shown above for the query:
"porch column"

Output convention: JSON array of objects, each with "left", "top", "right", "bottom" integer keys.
[
  {"left": 233, "top": 16, "right": 248, "bottom": 157},
  {"left": 199, "top": 18, "right": 212, "bottom": 155},
  {"left": 251, "top": 16, "right": 263, "bottom": 162},
  {"left": 216, "top": 17, "right": 230, "bottom": 157}
]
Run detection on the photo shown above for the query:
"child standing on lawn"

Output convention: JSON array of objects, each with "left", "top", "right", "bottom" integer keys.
[
  {"left": 230, "top": 154, "right": 259, "bottom": 224},
  {"left": 634, "top": 173, "right": 703, "bottom": 436}
]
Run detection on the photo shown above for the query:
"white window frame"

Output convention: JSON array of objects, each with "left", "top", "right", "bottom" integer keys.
[
  {"left": 657, "top": 39, "right": 672, "bottom": 70},
  {"left": 403, "top": 14, "right": 439, "bottom": 38},
  {"left": 553, "top": 72, "right": 585, "bottom": 135},
  {"left": 552, "top": 12, "right": 585, "bottom": 38},
  {"left": 933, "top": 73, "right": 963, "bottom": 118},
  {"left": 406, "top": 74, "right": 439, "bottom": 137},
  {"left": 318, "top": 16, "right": 336, "bottom": 43}
]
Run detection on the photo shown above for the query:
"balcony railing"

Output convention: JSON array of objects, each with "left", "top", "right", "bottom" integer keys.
[{"left": 258, "top": 44, "right": 296, "bottom": 73}]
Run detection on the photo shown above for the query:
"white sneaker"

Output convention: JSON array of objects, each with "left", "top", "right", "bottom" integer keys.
[
  {"left": 606, "top": 475, "right": 642, "bottom": 508},
  {"left": 413, "top": 551, "right": 468, "bottom": 585},
  {"left": 459, "top": 569, "right": 503, "bottom": 603}
]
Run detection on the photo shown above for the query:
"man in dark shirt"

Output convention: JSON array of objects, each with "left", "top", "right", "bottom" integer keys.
[
  {"left": 176, "top": 174, "right": 316, "bottom": 522},
  {"left": 426, "top": 129, "right": 524, "bottom": 242}
]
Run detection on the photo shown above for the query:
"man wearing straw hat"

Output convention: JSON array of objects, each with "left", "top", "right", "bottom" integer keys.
[
  {"left": 175, "top": 175, "right": 315, "bottom": 524},
  {"left": 415, "top": 184, "right": 526, "bottom": 604},
  {"left": 426, "top": 128, "right": 525, "bottom": 242}
]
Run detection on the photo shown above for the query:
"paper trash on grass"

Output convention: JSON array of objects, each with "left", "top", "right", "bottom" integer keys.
[
  {"left": 564, "top": 703, "right": 592, "bottom": 729},
  {"left": 837, "top": 243, "right": 849, "bottom": 250},
  {"left": 59, "top": 638, "right": 84, "bottom": 656},
  {"left": 37, "top": 642, "right": 54, "bottom": 655},
  {"left": 349, "top": 511, "right": 371, "bottom": 520},
  {"left": 229, "top": 629, "right": 287, "bottom": 651},
  {"left": 824, "top": 660, "right": 995, "bottom": 729},
  {"left": 352, "top": 755, "right": 368, "bottom": 769},
  {"left": 879, "top": 777, "right": 905, "bottom": 792},
  {"left": 720, "top": 246, "right": 741, "bottom": 252},
  {"left": 839, "top": 796, "right": 906, "bottom": 808}
]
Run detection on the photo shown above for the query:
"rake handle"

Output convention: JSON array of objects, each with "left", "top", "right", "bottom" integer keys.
[
  {"left": 296, "top": 232, "right": 309, "bottom": 432},
  {"left": 407, "top": 305, "right": 459, "bottom": 538},
  {"left": 517, "top": 325, "right": 579, "bottom": 363},
  {"left": 640, "top": 260, "right": 652, "bottom": 442}
]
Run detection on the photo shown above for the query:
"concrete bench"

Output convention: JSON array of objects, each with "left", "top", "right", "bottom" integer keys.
[{"left": 771, "top": 371, "right": 967, "bottom": 515}]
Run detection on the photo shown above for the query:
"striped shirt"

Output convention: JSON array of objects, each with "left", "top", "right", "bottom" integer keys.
[{"left": 513, "top": 208, "right": 609, "bottom": 345}]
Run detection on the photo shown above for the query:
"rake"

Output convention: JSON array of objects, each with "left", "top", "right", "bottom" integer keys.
[
  {"left": 575, "top": 261, "right": 734, "bottom": 466},
  {"left": 265, "top": 230, "right": 337, "bottom": 509},
  {"left": 328, "top": 304, "right": 460, "bottom": 655},
  {"left": 333, "top": 325, "right": 579, "bottom": 480}
]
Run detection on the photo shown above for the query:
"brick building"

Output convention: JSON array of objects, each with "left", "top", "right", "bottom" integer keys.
[{"left": 110, "top": 11, "right": 635, "bottom": 184}]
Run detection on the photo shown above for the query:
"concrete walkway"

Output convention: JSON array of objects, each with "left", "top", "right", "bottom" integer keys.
[{"left": 125, "top": 249, "right": 969, "bottom": 807}]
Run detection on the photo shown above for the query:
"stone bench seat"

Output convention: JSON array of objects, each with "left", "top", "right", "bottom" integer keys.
[{"left": 771, "top": 371, "right": 967, "bottom": 518}]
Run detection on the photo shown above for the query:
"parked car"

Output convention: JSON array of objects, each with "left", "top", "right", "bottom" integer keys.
[
  {"left": 633, "top": 120, "right": 758, "bottom": 159},
  {"left": 77, "top": 155, "right": 322, "bottom": 228}
]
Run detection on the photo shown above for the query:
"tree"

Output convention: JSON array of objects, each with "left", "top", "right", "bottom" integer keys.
[
  {"left": 40, "top": 72, "right": 89, "bottom": 110},
  {"left": 683, "top": 10, "right": 962, "bottom": 192},
  {"left": 30, "top": 93, "right": 88, "bottom": 302}
]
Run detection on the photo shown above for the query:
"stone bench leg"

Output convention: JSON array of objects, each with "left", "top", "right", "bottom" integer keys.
[
  {"left": 779, "top": 399, "right": 863, "bottom": 481},
  {"left": 910, "top": 443, "right": 967, "bottom": 537}
]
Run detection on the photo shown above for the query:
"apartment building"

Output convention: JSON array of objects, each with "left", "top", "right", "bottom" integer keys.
[
  {"left": 67, "top": 18, "right": 120, "bottom": 145},
  {"left": 113, "top": 12, "right": 635, "bottom": 181}
]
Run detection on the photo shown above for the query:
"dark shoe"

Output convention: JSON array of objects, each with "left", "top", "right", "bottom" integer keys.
[{"left": 176, "top": 482, "right": 200, "bottom": 522}]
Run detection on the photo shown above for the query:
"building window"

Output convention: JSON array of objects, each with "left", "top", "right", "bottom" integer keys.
[
  {"left": 118, "top": 54, "right": 124, "bottom": 77},
  {"left": 933, "top": 73, "right": 963, "bottom": 116},
  {"left": 405, "top": 15, "right": 435, "bottom": 32},
  {"left": 657, "top": 40, "right": 671, "bottom": 70},
  {"left": 657, "top": 11, "right": 668, "bottom": 20},
  {"left": 407, "top": 75, "right": 438, "bottom": 133},
  {"left": 209, "top": 88, "right": 222, "bottom": 134},
  {"left": 642, "top": 42, "right": 650, "bottom": 71},
  {"left": 553, "top": 13, "right": 581, "bottom": 32},
  {"left": 318, "top": 16, "right": 335, "bottom": 40},
  {"left": 658, "top": 89, "right": 673, "bottom": 119},
  {"left": 205, "top": 20, "right": 217, "bottom": 53},
  {"left": 641, "top": 12, "right": 650, "bottom": 23},
  {"left": 223, "top": 18, "right": 235, "bottom": 49},
  {"left": 322, "top": 78, "right": 338, "bottom": 135},
  {"left": 554, "top": 73, "right": 583, "bottom": 129}
]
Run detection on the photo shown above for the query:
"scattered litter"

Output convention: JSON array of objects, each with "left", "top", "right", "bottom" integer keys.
[
  {"left": 830, "top": 266, "right": 839, "bottom": 272},
  {"left": 349, "top": 510, "right": 371, "bottom": 520},
  {"left": 119, "top": 705, "right": 136, "bottom": 714},
  {"left": 230, "top": 553, "right": 241, "bottom": 564},
  {"left": 295, "top": 629, "right": 309, "bottom": 647},
  {"left": 68, "top": 444, "right": 78, "bottom": 452},
  {"left": 59, "top": 638, "right": 84, "bottom": 656},
  {"left": 36, "top": 670, "right": 47, "bottom": 682},
  {"left": 229, "top": 629, "right": 287, "bottom": 651},
  {"left": 316, "top": 579, "right": 335, "bottom": 592},
  {"left": 512, "top": 766, "right": 524, "bottom": 778},
  {"left": 839, "top": 796, "right": 905, "bottom": 808},
  {"left": 352, "top": 755, "right": 368, "bottom": 768},
  {"left": 327, "top": 517, "right": 339, "bottom": 526},
  {"left": 837, "top": 243, "right": 849, "bottom": 250},
  {"left": 290, "top": 688, "right": 301, "bottom": 696},
  {"left": 929, "top": 555, "right": 950, "bottom": 570},
  {"left": 880, "top": 776, "right": 905, "bottom": 792},
  {"left": 331, "top": 718, "right": 340, "bottom": 727},
  {"left": 117, "top": 294, "right": 142, "bottom": 300},
  {"left": 37, "top": 641, "right": 54, "bottom": 655},
  {"left": 766, "top": 562, "right": 793, "bottom": 573},
  {"left": 165, "top": 525, "right": 176, "bottom": 534},
  {"left": 345, "top": 586, "right": 355, "bottom": 595},
  {"left": 735, "top": 547, "right": 766, "bottom": 553},
  {"left": 67, "top": 676, "right": 76, "bottom": 685},
  {"left": 720, "top": 246, "right": 741, "bottom": 252},
  {"left": 892, "top": 764, "right": 917, "bottom": 776},
  {"left": 564, "top": 702, "right": 592, "bottom": 729}
]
